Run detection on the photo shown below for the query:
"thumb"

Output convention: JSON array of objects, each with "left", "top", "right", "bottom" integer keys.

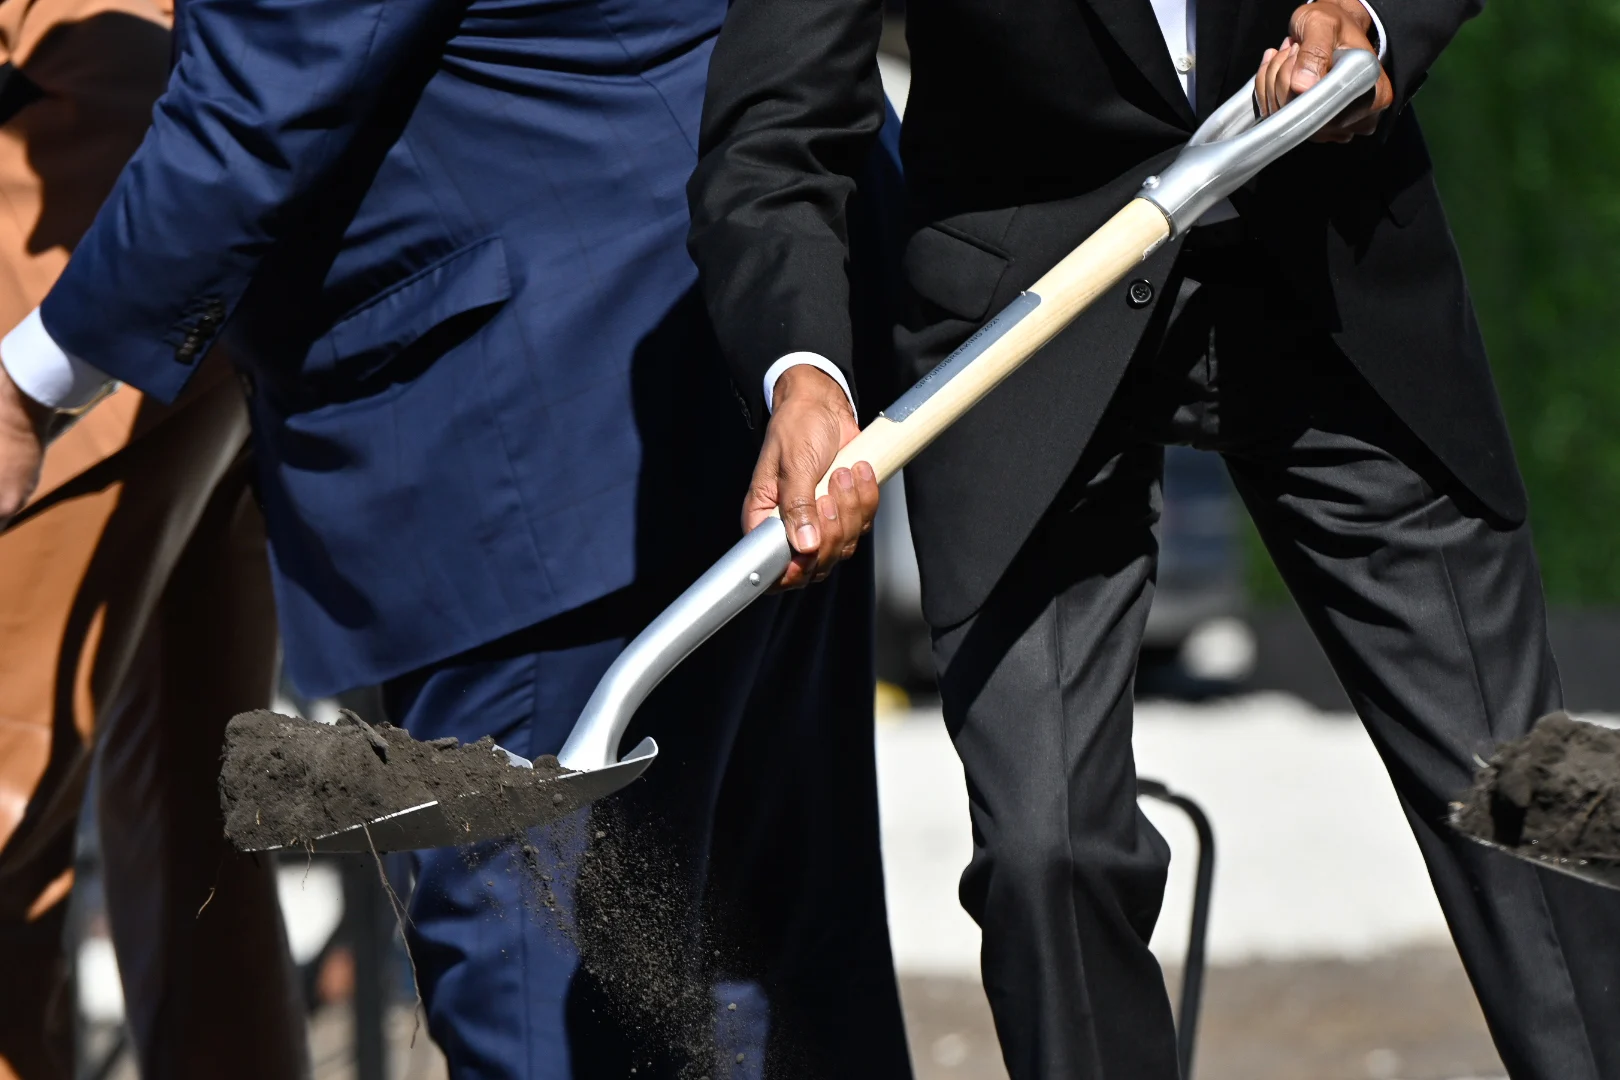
[
  {"left": 1292, "top": 8, "right": 1336, "bottom": 91},
  {"left": 778, "top": 449, "right": 824, "bottom": 555}
]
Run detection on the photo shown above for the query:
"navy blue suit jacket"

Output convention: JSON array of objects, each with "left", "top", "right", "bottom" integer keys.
[
  {"left": 41, "top": 0, "right": 750, "bottom": 696},
  {"left": 42, "top": 0, "right": 904, "bottom": 698}
]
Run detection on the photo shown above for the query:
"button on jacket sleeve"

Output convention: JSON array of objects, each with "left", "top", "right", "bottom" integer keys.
[
  {"left": 686, "top": 0, "right": 887, "bottom": 428},
  {"left": 36, "top": 0, "right": 458, "bottom": 404}
]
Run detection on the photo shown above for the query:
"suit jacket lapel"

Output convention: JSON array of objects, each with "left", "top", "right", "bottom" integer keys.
[
  {"left": 1196, "top": 0, "right": 1259, "bottom": 118},
  {"left": 1083, "top": 0, "right": 1197, "bottom": 127}
]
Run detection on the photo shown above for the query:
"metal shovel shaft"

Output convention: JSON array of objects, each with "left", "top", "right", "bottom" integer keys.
[{"left": 556, "top": 520, "right": 793, "bottom": 771}]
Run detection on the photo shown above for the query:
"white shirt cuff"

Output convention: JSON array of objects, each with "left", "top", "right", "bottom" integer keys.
[
  {"left": 1358, "top": 0, "right": 1387, "bottom": 59},
  {"left": 762, "top": 352, "right": 857, "bottom": 416},
  {"left": 1310, "top": 0, "right": 1387, "bottom": 59},
  {"left": 1, "top": 308, "right": 111, "bottom": 411}
]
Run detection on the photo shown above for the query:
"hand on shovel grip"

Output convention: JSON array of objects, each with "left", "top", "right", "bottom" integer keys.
[
  {"left": 1256, "top": 0, "right": 1391, "bottom": 142},
  {"left": 744, "top": 364, "right": 879, "bottom": 589}
]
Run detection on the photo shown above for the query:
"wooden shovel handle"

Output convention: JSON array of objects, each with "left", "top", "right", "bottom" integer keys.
[{"left": 813, "top": 198, "right": 1170, "bottom": 498}]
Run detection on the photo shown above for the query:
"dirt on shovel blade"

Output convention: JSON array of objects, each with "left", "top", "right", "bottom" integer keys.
[
  {"left": 1452, "top": 712, "right": 1620, "bottom": 863},
  {"left": 219, "top": 709, "right": 567, "bottom": 851}
]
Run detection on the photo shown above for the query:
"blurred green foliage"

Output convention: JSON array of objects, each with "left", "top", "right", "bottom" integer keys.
[
  {"left": 1424, "top": 0, "right": 1620, "bottom": 603},
  {"left": 1248, "top": 0, "right": 1620, "bottom": 606}
]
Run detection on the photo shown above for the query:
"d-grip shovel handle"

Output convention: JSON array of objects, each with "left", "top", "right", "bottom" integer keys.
[{"left": 556, "top": 48, "right": 1379, "bottom": 774}]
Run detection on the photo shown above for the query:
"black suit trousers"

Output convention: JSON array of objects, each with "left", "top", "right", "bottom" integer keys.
[{"left": 931, "top": 234, "right": 1620, "bottom": 1080}]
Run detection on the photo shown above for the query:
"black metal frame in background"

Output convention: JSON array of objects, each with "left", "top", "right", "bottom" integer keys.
[{"left": 1138, "top": 778, "right": 1217, "bottom": 1080}]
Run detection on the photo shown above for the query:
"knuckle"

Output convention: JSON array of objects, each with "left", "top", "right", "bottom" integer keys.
[
  {"left": 785, "top": 446, "right": 827, "bottom": 483},
  {"left": 784, "top": 499, "right": 817, "bottom": 523},
  {"left": 1298, "top": 9, "right": 1334, "bottom": 43}
]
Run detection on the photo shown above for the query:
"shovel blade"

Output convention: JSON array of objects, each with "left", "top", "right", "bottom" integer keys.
[
  {"left": 254, "top": 738, "right": 658, "bottom": 854},
  {"left": 1452, "top": 813, "right": 1620, "bottom": 892}
]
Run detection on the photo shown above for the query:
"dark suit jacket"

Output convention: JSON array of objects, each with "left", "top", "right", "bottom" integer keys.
[
  {"left": 39, "top": 0, "right": 755, "bottom": 696},
  {"left": 689, "top": 0, "right": 1525, "bottom": 630}
]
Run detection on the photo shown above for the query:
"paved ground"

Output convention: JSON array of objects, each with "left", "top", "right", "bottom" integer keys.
[
  {"left": 299, "top": 948, "right": 1505, "bottom": 1080},
  {"left": 900, "top": 949, "right": 1504, "bottom": 1080},
  {"left": 878, "top": 693, "right": 1461, "bottom": 973}
]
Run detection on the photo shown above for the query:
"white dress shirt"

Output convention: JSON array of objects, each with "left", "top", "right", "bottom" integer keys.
[{"left": 0, "top": 0, "right": 1384, "bottom": 418}]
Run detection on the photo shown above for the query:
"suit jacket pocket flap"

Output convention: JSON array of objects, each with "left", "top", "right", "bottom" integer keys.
[
  {"left": 312, "top": 236, "right": 511, "bottom": 376},
  {"left": 903, "top": 223, "right": 1012, "bottom": 322}
]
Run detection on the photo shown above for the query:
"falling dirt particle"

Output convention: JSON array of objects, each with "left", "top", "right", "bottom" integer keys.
[
  {"left": 519, "top": 804, "right": 730, "bottom": 1076},
  {"left": 735, "top": 1053, "right": 745, "bottom": 1063},
  {"left": 553, "top": 792, "right": 565, "bottom": 804},
  {"left": 726, "top": 1002, "right": 736, "bottom": 1011}
]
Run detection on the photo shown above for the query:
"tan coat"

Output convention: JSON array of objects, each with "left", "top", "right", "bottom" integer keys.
[
  {"left": 0, "top": 3, "right": 306, "bottom": 1077},
  {"left": 0, "top": 0, "right": 171, "bottom": 905}
]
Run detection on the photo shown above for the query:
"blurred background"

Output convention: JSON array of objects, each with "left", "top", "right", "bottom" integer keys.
[{"left": 62, "top": 2, "right": 1620, "bottom": 1078}]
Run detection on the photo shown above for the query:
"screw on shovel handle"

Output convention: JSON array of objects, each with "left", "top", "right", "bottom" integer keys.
[{"left": 558, "top": 49, "right": 1380, "bottom": 774}]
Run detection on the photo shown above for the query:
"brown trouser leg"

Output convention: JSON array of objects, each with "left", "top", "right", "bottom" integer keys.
[
  {"left": 0, "top": 904, "right": 71, "bottom": 1080},
  {"left": 97, "top": 453, "right": 309, "bottom": 1080},
  {"left": 0, "top": 371, "right": 308, "bottom": 1080},
  {"left": 0, "top": 395, "right": 147, "bottom": 1080}
]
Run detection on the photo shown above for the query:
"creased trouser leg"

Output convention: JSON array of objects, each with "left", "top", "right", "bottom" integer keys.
[
  {"left": 1227, "top": 394, "right": 1620, "bottom": 1080},
  {"left": 931, "top": 438, "right": 1179, "bottom": 1080}
]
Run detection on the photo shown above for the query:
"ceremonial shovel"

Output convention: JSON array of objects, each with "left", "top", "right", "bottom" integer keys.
[{"left": 287, "top": 49, "right": 1381, "bottom": 853}]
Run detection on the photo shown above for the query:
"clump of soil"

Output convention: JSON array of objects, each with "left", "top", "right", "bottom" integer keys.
[
  {"left": 1453, "top": 712, "right": 1620, "bottom": 861},
  {"left": 219, "top": 709, "right": 567, "bottom": 850}
]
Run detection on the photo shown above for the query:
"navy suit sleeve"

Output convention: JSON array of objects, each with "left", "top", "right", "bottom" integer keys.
[
  {"left": 39, "top": 0, "right": 456, "bottom": 403},
  {"left": 685, "top": 0, "right": 887, "bottom": 428}
]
